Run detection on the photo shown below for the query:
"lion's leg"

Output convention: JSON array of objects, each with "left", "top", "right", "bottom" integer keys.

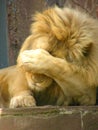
[
  {"left": 18, "top": 49, "right": 75, "bottom": 92},
  {"left": 0, "top": 66, "right": 36, "bottom": 108},
  {"left": 9, "top": 70, "right": 37, "bottom": 108},
  {"left": 8, "top": 66, "right": 36, "bottom": 108},
  {"left": 77, "top": 88, "right": 96, "bottom": 105},
  {"left": 10, "top": 90, "right": 36, "bottom": 108}
]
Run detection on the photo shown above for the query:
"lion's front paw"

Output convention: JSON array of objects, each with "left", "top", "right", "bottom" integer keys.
[
  {"left": 19, "top": 49, "right": 52, "bottom": 73},
  {"left": 9, "top": 95, "right": 36, "bottom": 108}
]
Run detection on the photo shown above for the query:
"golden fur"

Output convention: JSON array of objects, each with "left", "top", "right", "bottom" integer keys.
[
  {"left": 0, "top": 66, "right": 36, "bottom": 107},
  {"left": 0, "top": 65, "right": 64, "bottom": 107},
  {"left": 18, "top": 7, "right": 98, "bottom": 105},
  {"left": 0, "top": 6, "right": 98, "bottom": 107}
]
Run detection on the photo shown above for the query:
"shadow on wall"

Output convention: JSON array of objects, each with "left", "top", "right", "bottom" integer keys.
[{"left": 45, "top": 0, "right": 66, "bottom": 7}]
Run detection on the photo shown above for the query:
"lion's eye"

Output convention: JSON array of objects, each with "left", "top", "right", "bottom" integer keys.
[
  {"left": 82, "top": 50, "right": 89, "bottom": 57},
  {"left": 82, "top": 42, "right": 92, "bottom": 57}
]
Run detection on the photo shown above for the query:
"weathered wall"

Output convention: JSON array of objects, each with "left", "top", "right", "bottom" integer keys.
[
  {"left": 7, "top": 0, "right": 46, "bottom": 65},
  {"left": 0, "top": 106, "right": 98, "bottom": 130},
  {"left": 7, "top": 0, "right": 98, "bottom": 65},
  {"left": 0, "top": 0, "right": 9, "bottom": 68}
]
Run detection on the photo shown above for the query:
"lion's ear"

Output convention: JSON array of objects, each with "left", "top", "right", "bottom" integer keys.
[{"left": 83, "top": 42, "right": 92, "bottom": 57}]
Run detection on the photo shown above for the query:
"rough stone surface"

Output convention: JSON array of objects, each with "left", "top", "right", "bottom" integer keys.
[
  {"left": 7, "top": 0, "right": 46, "bottom": 65},
  {"left": 0, "top": 106, "right": 98, "bottom": 130},
  {"left": 83, "top": 111, "right": 98, "bottom": 130}
]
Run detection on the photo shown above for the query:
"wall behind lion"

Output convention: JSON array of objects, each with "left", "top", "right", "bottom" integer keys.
[
  {"left": 0, "top": 0, "right": 9, "bottom": 68},
  {"left": 7, "top": 0, "right": 46, "bottom": 65}
]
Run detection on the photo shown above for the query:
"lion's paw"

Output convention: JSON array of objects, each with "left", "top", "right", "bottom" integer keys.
[{"left": 10, "top": 95, "right": 36, "bottom": 108}]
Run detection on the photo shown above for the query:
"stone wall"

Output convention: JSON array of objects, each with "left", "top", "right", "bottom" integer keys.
[{"left": 0, "top": 106, "right": 98, "bottom": 130}]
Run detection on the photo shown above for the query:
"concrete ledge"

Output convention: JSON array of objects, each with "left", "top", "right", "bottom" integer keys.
[{"left": 0, "top": 106, "right": 98, "bottom": 130}]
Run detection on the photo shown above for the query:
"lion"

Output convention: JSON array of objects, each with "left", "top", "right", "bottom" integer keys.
[
  {"left": 0, "top": 6, "right": 98, "bottom": 107},
  {"left": 17, "top": 6, "right": 98, "bottom": 106}
]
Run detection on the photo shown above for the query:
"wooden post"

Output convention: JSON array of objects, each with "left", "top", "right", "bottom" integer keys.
[{"left": 0, "top": 0, "right": 9, "bottom": 68}]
